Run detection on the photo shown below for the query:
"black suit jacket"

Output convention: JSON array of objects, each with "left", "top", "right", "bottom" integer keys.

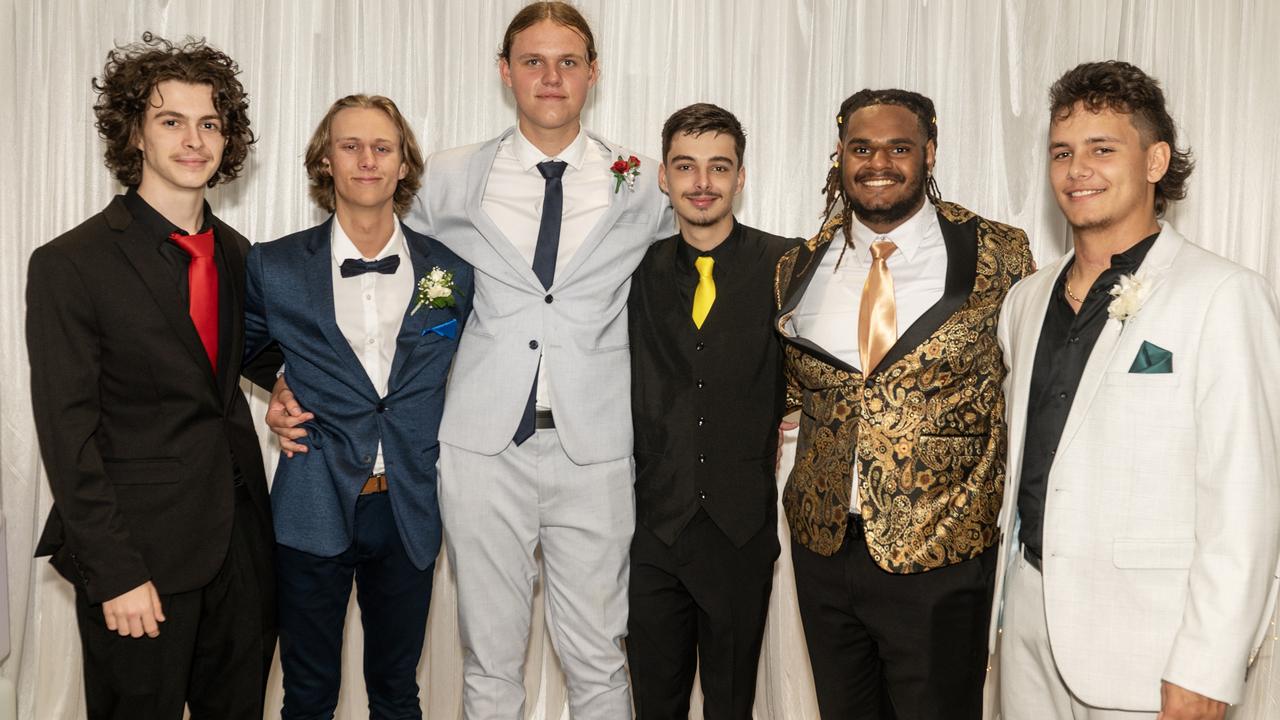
[
  {"left": 629, "top": 222, "right": 799, "bottom": 547},
  {"left": 26, "top": 194, "right": 273, "bottom": 604}
]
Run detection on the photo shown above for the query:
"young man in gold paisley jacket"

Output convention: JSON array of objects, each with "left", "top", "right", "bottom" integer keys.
[{"left": 774, "top": 89, "right": 1033, "bottom": 720}]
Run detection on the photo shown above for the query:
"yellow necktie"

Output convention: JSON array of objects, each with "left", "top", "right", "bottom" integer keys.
[
  {"left": 692, "top": 256, "right": 716, "bottom": 329},
  {"left": 858, "top": 240, "right": 897, "bottom": 373}
]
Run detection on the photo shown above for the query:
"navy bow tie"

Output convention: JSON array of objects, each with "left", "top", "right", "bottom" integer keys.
[{"left": 340, "top": 255, "right": 401, "bottom": 278}]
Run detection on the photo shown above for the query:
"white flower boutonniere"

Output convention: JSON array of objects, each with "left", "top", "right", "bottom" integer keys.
[
  {"left": 1107, "top": 271, "right": 1151, "bottom": 324},
  {"left": 411, "top": 266, "right": 461, "bottom": 315}
]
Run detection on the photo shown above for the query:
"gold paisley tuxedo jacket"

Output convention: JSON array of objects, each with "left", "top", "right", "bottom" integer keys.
[{"left": 774, "top": 200, "right": 1033, "bottom": 572}]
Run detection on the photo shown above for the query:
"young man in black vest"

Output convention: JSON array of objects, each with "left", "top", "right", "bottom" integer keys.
[{"left": 626, "top": 103, "right": 798, "bottom": 719}]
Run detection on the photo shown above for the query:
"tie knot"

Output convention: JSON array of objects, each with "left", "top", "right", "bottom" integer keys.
[
  {"left": 170, "top": 229, "right": 215, "bottom": 258},
  {"left": 538, "top": 160, "right": 568, "bottom": 180},
  {"left": 870, "top": 239, "right": 897, "bottom": 262},
  {"left": 694, "top": 255, "right": 715, "bottom": 278}
]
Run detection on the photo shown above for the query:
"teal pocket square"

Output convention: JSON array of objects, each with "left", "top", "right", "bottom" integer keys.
[{"left": 1128, "top": 340, "right": 1173, "bottom": 373}]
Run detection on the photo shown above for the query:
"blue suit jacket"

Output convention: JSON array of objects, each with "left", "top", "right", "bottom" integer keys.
[{"left": 243, "top": 218, "right": 472, "bottom": 569}]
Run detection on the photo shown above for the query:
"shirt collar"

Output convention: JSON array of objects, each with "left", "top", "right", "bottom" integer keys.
[
  {"left": 511, "top": 125, "right": 590, "bottom": 172},
  {"left": 123, "top": 186, "right": 214, "bottom": 246},
  {"left": 331, "top": 216, "right": 406, "bottom": 264},
  {"left": 676, "top": 219, "right": 742, "bottom": 275},
  {"left": 849, "top": 199, "right": 936, "bottom": 264}
]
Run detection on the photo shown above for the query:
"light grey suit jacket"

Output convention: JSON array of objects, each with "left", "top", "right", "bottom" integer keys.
[
  {"left": 990, "top": 224, "right": 1280, "bottom": 709},
  {"left": 408, "top": 127, "right": 674, "bottom": 464}
]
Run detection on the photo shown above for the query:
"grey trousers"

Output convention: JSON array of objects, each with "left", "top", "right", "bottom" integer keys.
[{"left": 440, "top": 429, "right": 634, "bottom": 720}]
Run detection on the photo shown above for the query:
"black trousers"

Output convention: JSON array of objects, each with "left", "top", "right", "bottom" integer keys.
[
  {"left": 791, "top": 516, "right": 996, "bottom": 720},
  {"left": 74, "top": 484, "right": 275, "bottom": 720},
  {"left": 276, "top": 492, "right": 435, "bottom": 720},
  {"left": 626, "top": 508, "right": 780, "bottom": 720}
]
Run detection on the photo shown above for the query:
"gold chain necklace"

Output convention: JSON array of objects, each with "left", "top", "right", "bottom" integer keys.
[{"left": 1064, "top": 268, "right": 1085, "bottom": 303}]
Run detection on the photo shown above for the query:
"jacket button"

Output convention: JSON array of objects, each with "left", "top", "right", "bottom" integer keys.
[
  {"left": 695, "top": 342, "right": 705, "bottom": 351},
  {"left": 698, "top": 454, "right": 706, "bottom": 464},
  {"left": 529, "top": 340, "right": 539, "bottom": 350},
  {"left": 544, "top": 294, "right": 553, "bottom": 304},
  {"left": 696, "top": 379, "right": 705, "bottom": 389},
  {"left": 362, "top": 454, "right": 372, "bottom": 464},
  {"left": 697, "top": 416, "right": 705, "bottom": 427},
  {"left": 376, "top": 402, "right": 386, "bottom": 413},
  {"left": 698, "top": 490, "right": 707, "bottom": 500}
]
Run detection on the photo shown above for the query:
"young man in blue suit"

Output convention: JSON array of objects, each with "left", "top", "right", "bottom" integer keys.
[{"left": 243, "top": 95, "right": 472, "bottom": 719}]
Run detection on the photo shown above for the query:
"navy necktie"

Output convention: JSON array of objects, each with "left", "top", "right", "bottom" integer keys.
[
  {"left": 339, "top": 255, "right": 400, "bottom": 278},
  {"left": 531, "top": 160, "right": 566, "bottom": 289},
  {"left": 515, "top": 160, "right": 568, "bottom": 445}
]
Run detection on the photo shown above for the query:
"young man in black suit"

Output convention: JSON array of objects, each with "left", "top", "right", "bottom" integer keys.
[
  {"left": 626, "top": 103, "right": 798, "bottom": 719},
  {"left": 25, "top": 34, "right": 275, "bottom": 719}
]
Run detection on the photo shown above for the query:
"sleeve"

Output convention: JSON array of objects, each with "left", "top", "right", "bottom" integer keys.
[
  {"left": 1162, "top": 269, "right": 1280, "bottom": 704},
  {"left": 240, "top": 243, "right": 283, "bottom": 390},
  {"left": 26, "top": 244, "right": 150, "bottom": 603}
]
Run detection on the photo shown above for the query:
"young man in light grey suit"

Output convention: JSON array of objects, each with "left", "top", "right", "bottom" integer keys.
[
  {"left": 992, "top": 60, "right": 1280, "bottom": 720},
  {"left": 270, "top": 3, "right": 672, "bottom": 718}
]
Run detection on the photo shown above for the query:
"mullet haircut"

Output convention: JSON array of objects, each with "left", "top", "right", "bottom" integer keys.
[
  {"left": 93, "top": 32, "right": 253, "bottom": 188},
  {"left": 498, "top": 1, "right": 597, "bottom": 63},
  {"left": 303, "top": 94, "right": 425, "bottom": 217},
  {"left": 661, "top": 103, "right": 746, "bottom": 165},
  {"left": 1049, "top": 60, "right": 1193, "bottom": 216}
]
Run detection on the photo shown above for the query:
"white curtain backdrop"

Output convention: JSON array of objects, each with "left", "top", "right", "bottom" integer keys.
[{"left": 3, "top": 1, "right": 1279, "bottom": 718}]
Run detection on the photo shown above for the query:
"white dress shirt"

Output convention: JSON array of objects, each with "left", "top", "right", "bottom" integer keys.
[
  {"left": 331, "top": 218, "right": 413, "bottom": 475},
  {"left": 482, "top": 126, "right": 612, "bottom": 410},
  {"left": 792, "top": 201, "right": 948, "bottom": 510}
]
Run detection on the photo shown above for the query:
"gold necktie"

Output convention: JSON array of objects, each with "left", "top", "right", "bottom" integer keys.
[
  {"left": 692, "top": 256, "right": 716, "bottom": 329},
  {"left": 859, "top": 240, "right": 897, "bottom": 374}
]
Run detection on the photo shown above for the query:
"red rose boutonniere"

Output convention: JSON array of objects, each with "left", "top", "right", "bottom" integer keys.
[{"left": 610, "top": 155, "right": 640, "bottom": 193}]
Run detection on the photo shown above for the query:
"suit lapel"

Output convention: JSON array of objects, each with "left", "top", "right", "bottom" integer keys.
[
  {"left": 1054, "top": 225, "right": 1184, "bottom": 455},
  {"left": 1003, "top": 254, "right": 1069, "bottom": 521},
  {"left": 109, "top": 200, "right": 218, "bottom": 394},
  {"left": 774, "top": 225, "right": 859, "bottom": 374},
  {"left": 554, "top": 132, "right": 630, "bottom": 288},
  {"left": 303, "top": 219, "right": 379, "bottom": 399},
  {"left": 212, "top": 216, "right": 247, "bottom": 410},
  {"left": 387, "top": 227, "right": 438, "bottom": 391},
  {"left": 872, "top": 209, "right": 978, "bottom": 374},
  {"left": 464, "top": 129, "right": 546, "bottom": 289}
]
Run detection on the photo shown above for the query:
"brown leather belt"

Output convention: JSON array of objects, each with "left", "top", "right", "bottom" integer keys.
[{"left": 361, "top": 473, "right": 388, "bottom": 495}]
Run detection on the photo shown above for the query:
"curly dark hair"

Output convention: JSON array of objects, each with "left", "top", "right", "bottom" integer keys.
[
  {"left": 1049, "top": 61, "right": 1193, "bottom": 217},
  {"left": 819, "top": 88, "right": 941, "bottom": 252},
  {"left": 661, "top": 103, "right": 746, "bottom": 165},
  {"left": 304, "top": 94, "right": 425, "bottom": 217},
  {"left": 93, "top": 32, "right": 254, "bottom": 188}
]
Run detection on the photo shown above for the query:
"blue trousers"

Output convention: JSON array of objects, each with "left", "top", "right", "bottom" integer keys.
[{"left": 276, "top": 493, "right": 434, "bottom": 720}]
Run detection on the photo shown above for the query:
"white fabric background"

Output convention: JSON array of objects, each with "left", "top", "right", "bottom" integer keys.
[{"left": 2, "top": 0, "right": 1278, "bottom": 718}]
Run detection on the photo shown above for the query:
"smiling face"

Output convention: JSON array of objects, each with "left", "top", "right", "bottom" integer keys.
[
  {"left": 323, "top": 106, "right": 407, "bottom": 218},
  {"left": 499, "top": 19, "right": 598, "bottom": 145},
  {"left": 659, "top": 131, "right": 744, "bottom": 233},
  {"left": 1048, "top": 103, "right": 1170, "bottom": 237},
  {"left": 134, "top": 79, "right": 225, "bottom": 199},
  {"left": 836, "top": 103, "right": 935, "bottom": 234}
]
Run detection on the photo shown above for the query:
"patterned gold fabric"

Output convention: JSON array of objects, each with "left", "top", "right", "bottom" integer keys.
[{"left": 775, "top": 201, "right": 1033, "bottom": 571}]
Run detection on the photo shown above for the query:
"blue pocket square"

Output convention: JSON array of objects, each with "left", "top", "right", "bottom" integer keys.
[
  {"left": 1128, "top": 340, "right": 1173, "bottom": 374},
  {"left": 422, "top": 318, "right": 459, "bottom": 339}
]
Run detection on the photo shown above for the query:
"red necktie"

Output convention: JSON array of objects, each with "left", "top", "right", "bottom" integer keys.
[{"left": 169, "top": 229, "right": 219, "bottom": 372}]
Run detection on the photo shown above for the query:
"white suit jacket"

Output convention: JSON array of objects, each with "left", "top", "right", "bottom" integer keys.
[
  {"left": 989, "top": 223, "right": 1280, "bottom": 709},
  {"left": 408, "top": 127, "right": 674, "bottom": 464}
]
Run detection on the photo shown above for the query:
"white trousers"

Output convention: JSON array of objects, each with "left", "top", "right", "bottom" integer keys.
[
  {"left": 439, "top": 430, "right": 634, "bottom": 720},
  {"left": 999, "top": 550, "right": 1157, "bottom": 720}
]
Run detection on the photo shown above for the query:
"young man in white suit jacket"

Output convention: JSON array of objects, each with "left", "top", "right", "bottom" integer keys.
[{"left": 991, "top": 60, "right": 1280, "bottom": 720}]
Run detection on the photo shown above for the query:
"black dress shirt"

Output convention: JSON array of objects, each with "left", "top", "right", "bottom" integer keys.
[
  {"left": 1017, "top": 232, "right": 1159, "bottom": 563},
  {"left": 629, "top": 221, "right": 799, "bottom": 547},
  {"left": 121, "top": 188, "right": 234, "bottom": 383}
]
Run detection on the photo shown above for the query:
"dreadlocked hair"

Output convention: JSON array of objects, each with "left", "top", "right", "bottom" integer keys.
[{"left": 819, "top": 88, "right": 943, "bottom": 258}]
